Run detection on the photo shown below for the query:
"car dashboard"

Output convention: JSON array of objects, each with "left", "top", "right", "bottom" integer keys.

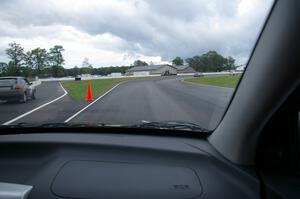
[{"left": 0, "top": 132, "right": 260, "bottom": 199}]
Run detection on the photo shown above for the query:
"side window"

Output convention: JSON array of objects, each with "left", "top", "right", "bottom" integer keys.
[
  {"left": 20, "top": 79, "right": 27, "bottom": 85},
  {"left": 24, "top": 79, "right": 30, "bottom": 85}
]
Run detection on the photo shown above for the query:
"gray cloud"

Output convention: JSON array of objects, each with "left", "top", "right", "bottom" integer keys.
[{"left": 0, "top": 0, "right": 273, "bottom": 66}]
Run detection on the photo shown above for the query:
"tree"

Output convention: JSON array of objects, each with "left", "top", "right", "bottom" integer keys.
[
  {"left": 0, "top": 62, "right": 8, "bottom": 76},
  {"left": 80, "top": 67, "right": 93, "bottom": 74},
  {"left": 133, "top": 60, "right": 148, "bottom": 66},
  {"left": 82, "top": 57, "right": 92, "bottom": 68},
  {"left": 224, "top": 56, "right": 236, "bottom": 71},
  {"left": 31, "top": 48, "right": 48, "bottom": 72},
  {"left": 5, "top": 42, "right": 25, "bottom": 75},
  {"left": 73, "top": 66, "right": 80, "bottom": 76},
  {"left": 5, "top": 61, "right": 20, "bottom": 76},
  {"left": 24, "top": 51, "right": 34, "bottom": 69},
  {"left": 172, "top": 57, "right": 184, "bottom": 66},
  {"left": 48, "top": 45, "right": 65, "bottom": 77},
  {"left": 48, "top": 45, "right": 64, "bottom": 67},
  {"left": 185, "top": 51, "right": 234, "bottom": 72}
]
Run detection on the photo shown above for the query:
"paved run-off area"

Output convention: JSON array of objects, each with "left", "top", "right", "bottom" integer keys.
[{"left": 0, "top": 77, "right": 234, "bottom": 130}]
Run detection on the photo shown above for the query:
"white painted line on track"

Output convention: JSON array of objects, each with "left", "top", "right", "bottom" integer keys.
[
  {"left": 2, "top": 82, "right": 68, "bottom": 125},
  {"left": 64, "top": 83, "right": 122, "bottom": 123}
]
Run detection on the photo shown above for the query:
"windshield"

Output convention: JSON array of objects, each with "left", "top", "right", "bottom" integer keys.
[{"left": 0, "top": 0, "right": 273, "bottom": 132}]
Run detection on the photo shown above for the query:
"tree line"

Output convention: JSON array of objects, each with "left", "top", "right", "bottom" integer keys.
[
  {"left": 0, "top": 42, "right": 65, "bottom": 77},
  {"left": 0, "top": 42, "right": 132, "bottom": 77},
  {"left": 66, "top": 65, "right": 131, "bottom": 77},
  {"left": 172, "top": 51, "right": 236, "bottom": 72},
  {"left": 130, "top": 51, "right": 237, "bottom": 72},
  {"left": 0, "top": 42, "right": 237, "bottom": 78}
]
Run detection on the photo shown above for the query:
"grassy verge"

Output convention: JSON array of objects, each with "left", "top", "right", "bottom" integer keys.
[
  {"left": 184, "top": 75, "right": 241, "bottom": 88},
  {"left": 61, "top": 76, "right": 163, "bottom": 101}
]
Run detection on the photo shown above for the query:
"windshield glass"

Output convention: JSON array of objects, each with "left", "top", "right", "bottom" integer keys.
[{"left": 0, "top": 0, "right": 273, "bottom": 131}]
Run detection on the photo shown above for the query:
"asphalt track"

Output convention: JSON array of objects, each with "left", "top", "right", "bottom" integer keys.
[
  {"left": 0, "top": 78, "right": 234, "bottom": 130},
  {"left": 0, "top": 82, "right": 65, "bottom": 124}
]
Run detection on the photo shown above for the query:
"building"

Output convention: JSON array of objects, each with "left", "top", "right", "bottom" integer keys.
[
  {"left": 109, "top": 73, "right": 122, "bottom": 77},
  {"left": 235, "top": 65, "right": 246, "bottom": 72},
  {"left": 126, "top": 64, "right": 177, "bottom": 76},
  {"left": 174, "top": 65, "right": 196, "bottom": 74}
]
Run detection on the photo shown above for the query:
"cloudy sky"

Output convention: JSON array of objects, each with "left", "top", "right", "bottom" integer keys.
[{"left": 0, "top": 0, "right": 273, "bottom": 68}]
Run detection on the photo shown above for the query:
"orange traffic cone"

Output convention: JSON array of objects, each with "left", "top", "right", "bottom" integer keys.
[{"left": 86, "top": 82, "right": 94, "bottom": 102}]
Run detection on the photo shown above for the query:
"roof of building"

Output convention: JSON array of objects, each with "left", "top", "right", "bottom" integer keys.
[
  {"left": 236, "top": 65, "right": 246, "bottom": 71},
  {"left": 174, "top": 65, "right": 189, "bottom": 70},
  {"left": 126, "top": 64, "right": 174, "bottom": 72}
]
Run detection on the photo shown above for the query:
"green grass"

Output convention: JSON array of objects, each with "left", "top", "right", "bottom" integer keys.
[
  {"left": 61, "top": 76, "right": 163, "bottom": 101},
  {"left": 185, "top": 75, "right": 241, "bottom": 88}
]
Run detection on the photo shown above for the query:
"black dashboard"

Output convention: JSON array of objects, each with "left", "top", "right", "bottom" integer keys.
[{"left": 0, "top": 132, "right": 260, "bottom": 199}]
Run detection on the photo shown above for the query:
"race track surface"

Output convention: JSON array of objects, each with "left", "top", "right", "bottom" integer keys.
[{"left": 0, "top": 78, "right": 234, "bottom": 130}]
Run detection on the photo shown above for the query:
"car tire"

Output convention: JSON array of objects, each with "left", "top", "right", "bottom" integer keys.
[
  {"left": 20, "top": 93, "right": 27, "bottom": 103},
  {"left": 6, "top": 99, "right": 14, "bottom": 104},
  {"left": 31, "top": 91, "right": 36, "bottom": 100}
]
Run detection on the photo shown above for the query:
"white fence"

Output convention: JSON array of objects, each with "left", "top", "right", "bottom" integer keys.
[{"left": 38, "top": 71, "right": 243, "bottom": 82}]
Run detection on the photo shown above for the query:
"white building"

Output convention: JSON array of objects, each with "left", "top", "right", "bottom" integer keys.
[
  {"left": 236, "top": 65, "right": 246, "bottom": 72},
  {"left": 126, "top": 64, "right": 177, "bottom": 76},
  {"left": 109, "top": 73, "right": 122, "bottom": 77}
]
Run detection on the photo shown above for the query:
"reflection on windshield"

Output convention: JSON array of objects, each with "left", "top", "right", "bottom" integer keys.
[{"left": 0, "top": 0, "right": 273, "bottom": 131}]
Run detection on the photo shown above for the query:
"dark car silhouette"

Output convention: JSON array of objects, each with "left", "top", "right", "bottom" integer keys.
[{"left": 0, "top": 77, "right": 36, "bottom": 103}]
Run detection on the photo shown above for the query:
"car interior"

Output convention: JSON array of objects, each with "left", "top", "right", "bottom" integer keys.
[{"left": 0, "top": 0, "right": 299, "bottom": 198}]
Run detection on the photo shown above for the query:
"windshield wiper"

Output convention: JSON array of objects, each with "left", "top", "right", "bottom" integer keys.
[{"left": 129, "top": 121, "right": 210, "bottom": 133}]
